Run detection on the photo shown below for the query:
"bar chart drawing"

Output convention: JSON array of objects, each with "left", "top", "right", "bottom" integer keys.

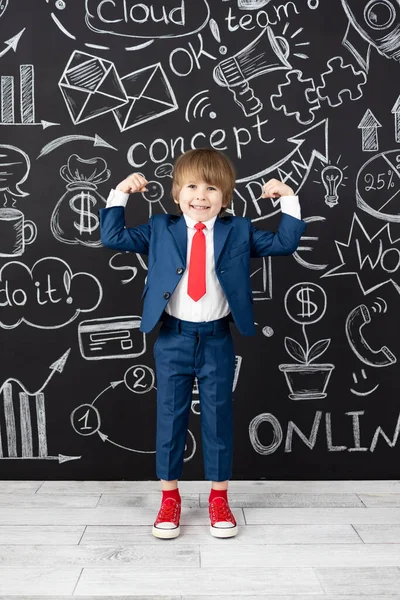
[
  {"left": 0, "top": 64, "right": 59, "bottom": 128},
  {"left": 0, "top": 349, "right": 81, "bottom": 462},
  {"left": 1, "top": 64, "right": 35, "bottom": 124}
]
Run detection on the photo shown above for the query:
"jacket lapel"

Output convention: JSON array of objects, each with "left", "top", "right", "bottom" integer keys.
[
  {"left": 213, "top": 217, "right": 233, "bottom": 266},
  {"left": 168, "top": 215, "right": 187, "bottom": 266}
]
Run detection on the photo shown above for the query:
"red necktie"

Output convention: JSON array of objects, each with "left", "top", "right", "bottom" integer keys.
[{"left": 188, "top": 222, "right": 206, "bottom": 301}]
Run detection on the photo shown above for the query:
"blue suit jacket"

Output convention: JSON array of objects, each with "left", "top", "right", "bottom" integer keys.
[{"left": 99, "top": 207, "right": 306, "bottom": 336}]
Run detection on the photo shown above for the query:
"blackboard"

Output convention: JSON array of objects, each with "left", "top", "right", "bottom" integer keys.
[{"left": 1, "top": 0, "right": 399, "bottom": 481}]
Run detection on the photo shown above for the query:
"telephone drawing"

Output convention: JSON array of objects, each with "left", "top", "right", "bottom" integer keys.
[{"left": 345, "top": 304, "right": 396, "bottom": 368}]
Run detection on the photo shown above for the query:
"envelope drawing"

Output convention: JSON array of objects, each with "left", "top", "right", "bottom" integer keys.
[
  {"left": 113, "top": 63, "right": 179, "bottom": 132},
  {"left": 59, "top": 51, "right": 129, "bottom": 125}
]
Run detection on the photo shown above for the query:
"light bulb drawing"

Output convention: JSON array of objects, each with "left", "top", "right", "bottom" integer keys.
[
  {"left": 313, "top": 156, "right": 348, "bottom": 208},
  {"left": 321, "top": 165, "right": 344, "bottom": 207}
]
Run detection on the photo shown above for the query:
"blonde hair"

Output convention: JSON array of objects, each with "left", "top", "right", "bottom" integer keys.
[{"left": 172, "top": 148, "right": 236, "bottom": 215}]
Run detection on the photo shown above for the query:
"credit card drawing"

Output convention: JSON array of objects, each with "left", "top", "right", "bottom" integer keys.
[{"left": 78, "top": 316, "right": 145, "bottom": 360}]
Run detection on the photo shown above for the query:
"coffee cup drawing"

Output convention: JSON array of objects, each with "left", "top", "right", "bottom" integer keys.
[{"left": 0, "top": 208, "right": 37, "bottom": 257}]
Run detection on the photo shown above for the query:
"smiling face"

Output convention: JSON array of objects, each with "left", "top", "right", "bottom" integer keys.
[
  {"left": 175, "top": 179, "right": 223, "bottom": 221},
  {"left": 171, "top": 148, "right": 236, "bottom": 221}
]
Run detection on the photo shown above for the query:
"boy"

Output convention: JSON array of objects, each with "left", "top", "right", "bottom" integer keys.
[{"left": 99, "top": 148, "right": 306, "bottom": 539}]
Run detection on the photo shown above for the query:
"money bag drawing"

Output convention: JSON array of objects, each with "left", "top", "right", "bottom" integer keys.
[{"left": 51, "top": 154, "right": 110, "bottom": 247}]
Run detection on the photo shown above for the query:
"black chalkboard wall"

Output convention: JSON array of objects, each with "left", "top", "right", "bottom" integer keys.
[{"left": 1, "top": 0, "right": 400, "bottom": 481}]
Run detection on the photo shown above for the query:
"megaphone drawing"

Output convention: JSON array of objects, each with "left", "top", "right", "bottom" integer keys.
[{"left": 213, "top": 26, "right": 292, "bottom": 117}]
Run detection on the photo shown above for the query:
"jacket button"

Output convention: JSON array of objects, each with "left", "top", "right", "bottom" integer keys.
[
  {"left": 176, "top": 267, "right": 184, "bottom": 274},
  {"left": 164, "top": 292, "right": 171, "bottom": 299}
]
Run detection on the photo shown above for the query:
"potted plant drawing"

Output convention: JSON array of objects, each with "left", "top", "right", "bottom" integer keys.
[{"left": 279, "top": 283, "right": 335, "bottom": 400}]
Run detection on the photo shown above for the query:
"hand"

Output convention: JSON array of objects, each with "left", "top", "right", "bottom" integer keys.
[
  {"left": 262, "top": 179, "right": 294, "bottom": 198},
  {"left": 116, "top": 173, "right": 149, "bottom": 194}
]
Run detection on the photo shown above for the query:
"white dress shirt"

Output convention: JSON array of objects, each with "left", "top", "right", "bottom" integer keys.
[{"left": 105, "top": 189, "right": 301, "bottom": 322}]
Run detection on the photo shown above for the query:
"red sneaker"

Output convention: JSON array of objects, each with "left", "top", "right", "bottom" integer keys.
[
  {"left": 209, "top": 496, "right": 238, "bottom": 538},
  {"left": 152, "top": 497, "right": 181, "bottom": 539}
]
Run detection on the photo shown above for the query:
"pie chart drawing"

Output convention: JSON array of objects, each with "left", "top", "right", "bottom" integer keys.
[{"left": 357, "top": 150, "right": 400, "bottom": 223}]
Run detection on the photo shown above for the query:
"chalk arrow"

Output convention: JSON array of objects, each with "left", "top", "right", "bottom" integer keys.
[
  {"left": 236, "top": 119, "right": 328, "bottom": 184},
  {"left": 0, "top": 348, "right": 71, "bottom": 395},
  {"left": 49, "top": 349, "right": 71, "bottom": 374},
  {"left": 91, "top": 380, "right": 124, "bottom": 407},
  {"left": 41, "top": 120, "right": 60, "bottom": 129},
  {"left": 0, "top": 454, "right": 82, "bottom": 463},
  {"left": 358, "top": 109, "right": 381, "bottom": 152},
  {"left": 97, "top": 432, "right": 156, "bottom": 454},
  {"left": 235, "top": 120, "right": 329, "bottom": 220},
  {"left": 0, "top": 29, "right": 25, "bottom": 58},
  {"left": 391, "top": 96, "right": 400, "bottom": 143},
  {"left": 37, "top": 134, "right": 118, "bottom": 158},
  {"left": 358, "top": 109, "right": 381, "bottom": 130},
  {"left": 58, "top": 454, "right": 81, "bottom": 464},
  {"left": 0, "top": 119, "right": 60, "bottom": 128},
  {"left": 280, "top": 120, "right": 329, "bottom": 194}
]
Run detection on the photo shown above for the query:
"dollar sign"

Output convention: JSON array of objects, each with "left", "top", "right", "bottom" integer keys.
[
  {"left": 70, "top": 191, "right": 99, "bottom": 235},
  {"left": 296, "top": 287, "right": 318, "bottom": 318}
]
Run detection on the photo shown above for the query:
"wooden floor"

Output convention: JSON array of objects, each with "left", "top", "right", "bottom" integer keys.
[{"left": 0, "top": 481, "right": 400, "bottom": 598}]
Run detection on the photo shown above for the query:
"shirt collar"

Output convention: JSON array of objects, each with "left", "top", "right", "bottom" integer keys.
[{"left": 183, "top": 213, "right": 217, "bottom": 230}]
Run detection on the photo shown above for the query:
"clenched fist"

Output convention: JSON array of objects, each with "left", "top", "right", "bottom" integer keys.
[
  {"left": 262, "top": 179, "right": 294, "bottom": 199},
  {"left": 116, "top": 173, "right": 149, "bottom": 194}
]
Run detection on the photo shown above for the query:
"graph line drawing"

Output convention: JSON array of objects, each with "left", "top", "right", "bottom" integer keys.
[{"left": 0, "top": 349, "right": 80, "bottom": 462}]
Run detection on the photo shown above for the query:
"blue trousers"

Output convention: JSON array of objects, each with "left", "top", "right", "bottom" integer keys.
[{"left": 153, "top": 311, "right": 236, "bottom": 482}]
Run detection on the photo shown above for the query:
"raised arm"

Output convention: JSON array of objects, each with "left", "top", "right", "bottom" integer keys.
[
  {"left": 99, "top": 173, "right": 152, "bottom": 255},
  {"left": 249, "top": 178, "right": 306, "bottom": 258},
  {"left": 249, "top": 213, "right": 306, "bottom": 257}
]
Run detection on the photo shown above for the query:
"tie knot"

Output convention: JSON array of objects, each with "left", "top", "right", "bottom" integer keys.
[{"left": 195, "top": 222, "right": 206, "bottom": 231}]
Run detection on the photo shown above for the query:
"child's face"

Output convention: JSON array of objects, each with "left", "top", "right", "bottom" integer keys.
[{"left": 174, "top": 178, "right": 224, "bottom": 221}]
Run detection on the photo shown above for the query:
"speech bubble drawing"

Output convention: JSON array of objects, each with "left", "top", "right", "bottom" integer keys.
[
  {"left": 85, "top": 0, "right": 210, "bottom": 39},
  {"left": 0, "top": 257, "right": 102, "bottom": 329},
  {"left": 0, "top": 145, "right": 30, "bottom": 198}
]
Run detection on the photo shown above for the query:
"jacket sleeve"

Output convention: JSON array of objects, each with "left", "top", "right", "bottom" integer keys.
[
  {"left": 99, "top": 206, "right": 152, "bottom": 255},
  {"left": 249, "top": 213, "right": 306, "bottom": 258}
]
